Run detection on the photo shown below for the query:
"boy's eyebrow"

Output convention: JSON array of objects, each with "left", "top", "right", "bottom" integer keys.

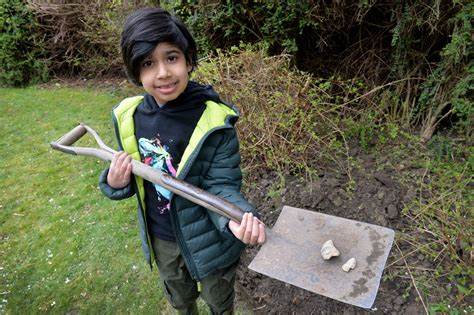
[
  {"left": 164, "top": 48, "right": 181, "bottom": 55},
  {"left": 143, "top": 48, "right": 181, "bottom": 61}
]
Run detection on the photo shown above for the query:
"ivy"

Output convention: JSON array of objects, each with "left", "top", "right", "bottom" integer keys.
[
  {"left": 417, "top": 2, "right": 473, "bottom": 135},
  {"left": 0, "top": 0, "right": 48, "bottom": 86}
]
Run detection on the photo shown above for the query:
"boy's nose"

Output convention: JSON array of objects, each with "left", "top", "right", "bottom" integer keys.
[{"left": 156, "top": 64, "right": 170, "bottom": 79}]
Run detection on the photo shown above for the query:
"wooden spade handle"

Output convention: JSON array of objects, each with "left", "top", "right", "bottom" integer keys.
[
  {"left": 55, "top": 124, "right": 88, "bottom": 146},
  {"left": 51, "top": 123, "right": 246, "bottom": 223}
]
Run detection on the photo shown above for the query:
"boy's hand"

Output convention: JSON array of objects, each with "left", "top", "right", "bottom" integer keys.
[
  {"left": 228, "top": 212, "right": 266, "bottom": 245},
  {"left": 107, "top": 151, "right": 133, "bottom": 189}
]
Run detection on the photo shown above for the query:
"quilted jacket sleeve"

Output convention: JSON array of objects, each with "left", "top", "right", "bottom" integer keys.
[
  {"left": 202, "top": 128, "right": 259, "bottom": 239},
  {"left": 98, "top": 167, "right": 135, "bottom": 200},
  {"left": 98, "top": 119, "right": 135, "bottom": 200}
]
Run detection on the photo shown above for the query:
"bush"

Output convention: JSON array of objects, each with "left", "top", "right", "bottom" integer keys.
[
  {"left": 0, "top": 0, "right": 48, "bottom": 86},
  {"left": 193, "top": 44, "right": 365, "bottom": 179},
  {"left": 172, "top": 0, "right": 473, "bottom": 140},
  {"left": 173, "top": 1, "right": 334, "bottom": 56},
  {"left": 10, "top": 1, "right": 470, "bottom": 139},
  {"left": 27, "top": 1, "right": 160, "bottom": 77},
  {"left": 26, "top": 1, "right": 129, "bottom": 77},
  {"left": 390, "top": 1, "right": 473, "bottom": 140}
]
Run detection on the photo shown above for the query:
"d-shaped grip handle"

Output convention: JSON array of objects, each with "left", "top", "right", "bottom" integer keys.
[{"left": 55, "top": 124, "right": 87, "bottom": 146}]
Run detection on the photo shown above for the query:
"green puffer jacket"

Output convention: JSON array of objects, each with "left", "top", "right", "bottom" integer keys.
[{"left": 98, "top": 96, "right": 256, "bottom": 280}]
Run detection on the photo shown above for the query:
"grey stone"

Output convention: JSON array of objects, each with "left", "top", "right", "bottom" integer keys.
[
  {"left": 332, "top": 195, "right": 344, "bottom": 207},
  {"left": 311, "top": 180, "right": 322, "bottom": 191},
  {"left": 384, "top": 192, "right": 397, "bottom": 205},
  {"left": 394, "top": 296, "right": 405, "bottom": 305},
  {"left": 311, "top": 195, "right": 324, "bottom": 207},
  {"left": 403, "top": 188, "right": 416, "bottom": 204},
  {"left": 325, "top": 177, "right": 340, "bottom": 188},
  {"left": 377, "top": 190, "right": 385, "bottom": 200},
  {"left": 367, "top": 184, "right": 378, "bottom": 194},
  {"left": 386, "top": 204, "right": 399, "bottom": 219},
  {"left": 374, "top": 172, "right": 395, "bottom": 187},
  {"left": 405, "top": 303, "right": 424, "bottom": 315}
]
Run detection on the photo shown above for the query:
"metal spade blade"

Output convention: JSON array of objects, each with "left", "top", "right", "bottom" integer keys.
[{"left": 248, "top": 206, "right": 394, "bottom": 309}]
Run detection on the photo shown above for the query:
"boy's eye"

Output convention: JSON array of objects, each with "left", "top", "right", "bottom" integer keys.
[
  {"left": 168, "top": 55, "right": 178, "bottom": 63},
  {"left": 142, "top": 60, "right": 153, "bottom": 68}
]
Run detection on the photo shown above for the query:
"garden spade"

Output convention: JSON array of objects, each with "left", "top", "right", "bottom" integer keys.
[{"left": 51, "top": 123, "right": 394, "bottom": 309}]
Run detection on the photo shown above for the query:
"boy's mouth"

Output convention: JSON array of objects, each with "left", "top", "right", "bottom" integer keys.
[{"left": 156, "top": 81, "right": 178, "bottom": 94}]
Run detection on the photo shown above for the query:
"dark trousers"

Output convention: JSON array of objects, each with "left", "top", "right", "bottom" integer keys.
[{"left": 151, "top": 235, "right": 236, "bottom": 315}]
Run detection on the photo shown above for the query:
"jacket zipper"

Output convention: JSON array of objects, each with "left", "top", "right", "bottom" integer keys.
[{"left": 170, "top": 125, "right": 233, "bottom": 280}]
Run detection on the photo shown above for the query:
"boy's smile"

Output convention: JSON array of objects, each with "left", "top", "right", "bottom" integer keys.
[{"left": 139, "top": 42, "right": 192, "bottom": 105}]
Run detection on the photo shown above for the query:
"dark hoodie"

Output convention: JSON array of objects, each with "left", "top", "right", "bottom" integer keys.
[{"left": 134, "top": 81, "right": 222, "bottom": 241}]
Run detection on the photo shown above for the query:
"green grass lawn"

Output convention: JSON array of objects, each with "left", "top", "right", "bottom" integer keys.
[
  {"left": 2, "top": 85, "right": 472, "bottom": 314},
  {"left": 0, "top": 86, "right": 217, "bottom": 314}
]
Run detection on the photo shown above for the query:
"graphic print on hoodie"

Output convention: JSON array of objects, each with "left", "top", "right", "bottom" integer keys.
[
  {"left": 134, "top": 80, "right": 224, "bottom": 240},
  {"left": 138, "top": 135, "right": 177, "bottom": 214}
]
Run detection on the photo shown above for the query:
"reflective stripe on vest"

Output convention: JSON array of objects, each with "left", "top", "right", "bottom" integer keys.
[
  {"left": 113, "top": 95, "right": 146, "bottom": 210},
  {"left": 176, "top": 100, "right": 236, "bottom": 177}
]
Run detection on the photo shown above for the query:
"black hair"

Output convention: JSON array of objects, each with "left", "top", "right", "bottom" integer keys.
[{"left": 120, "top": 7, "right": 197, "bottom": 86}]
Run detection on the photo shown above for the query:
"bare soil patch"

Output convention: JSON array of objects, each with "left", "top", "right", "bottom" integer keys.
[{"left": 236, "top": 149, "right": 427, "bottom": 314}]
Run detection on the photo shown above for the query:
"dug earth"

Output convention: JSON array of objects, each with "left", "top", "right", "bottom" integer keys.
[{"left": 235, "top": 152, "right": 425, "bottom": 314}]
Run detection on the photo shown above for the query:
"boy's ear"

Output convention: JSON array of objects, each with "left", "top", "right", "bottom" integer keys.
[{"left": 187, "top": 63, "right": 193, "bottom": 73}]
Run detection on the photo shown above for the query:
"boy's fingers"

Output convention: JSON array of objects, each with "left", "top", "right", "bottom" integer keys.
[
  {"left": 112, "top": 152, "right": 124, "bottom": 169},
  {"left": 240, "top": 215, "right": 248, "bottom": 239},
  {"left": 229, "top": 220, "right": 240, "bottom": 239},
  {"left": 243, "top": 213, "right": 253, "bottom": 243},
  {"left": 125, "top": 162, "right": 133, "bottom": 176},
  {"left": 121, "top": 155, "right": 131, "bottom": 172},
  {"left": 117, "top": 153, "right": 131, "bottom": 175},
  {"left": 255, "top": 217, "right": 265, "bottom": 227},
  {"left": 231, "top": 214, "right": 243, "bottom": 240},
  {"left": 257, "top": 223, "right": 266, "bottom": 244},
  {"left": 238, "top": 213, "right": 248, "bottom": 238},
  {"left": 117, "top": 151, "right": 128, "bottom": 167},
  {"left": 250, "top": 216, "right": 259, "bottom": 245}
]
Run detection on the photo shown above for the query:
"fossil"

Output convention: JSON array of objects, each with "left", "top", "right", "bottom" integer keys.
[
  {"left": 342, "top": 258, "right": 357, "bottom": 272},
  {"left": 321, "top": 240, "right": 340, "bottom": 260}
]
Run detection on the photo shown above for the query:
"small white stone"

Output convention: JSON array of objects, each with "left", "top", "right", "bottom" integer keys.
[
  {"left": 342, "top": 258, "right": 357, "bottom": 272},
  {"left": 321, "top": 240, "right": 340, "bottom": 260}
]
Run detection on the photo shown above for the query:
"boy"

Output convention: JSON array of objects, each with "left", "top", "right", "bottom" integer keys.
[{"left": 98, "top": 7, "right": 265, "bottom": 315}]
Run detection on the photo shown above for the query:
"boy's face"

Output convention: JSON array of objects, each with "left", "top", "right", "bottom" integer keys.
[{"left": 139, "top": 42, "right": 192, "bottom": 104}]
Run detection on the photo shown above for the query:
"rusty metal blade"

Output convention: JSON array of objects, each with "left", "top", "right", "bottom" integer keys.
[{"left": 248, "top": 206, "right": 394, "bottom": 309}]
